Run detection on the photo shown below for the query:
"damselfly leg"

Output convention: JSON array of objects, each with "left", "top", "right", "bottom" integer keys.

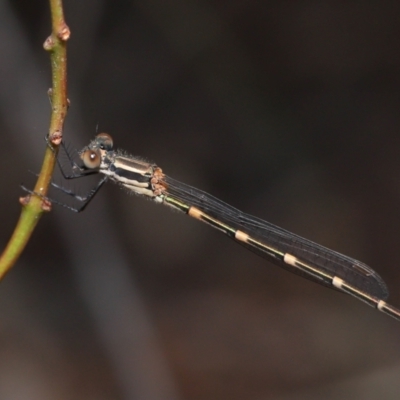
[{"left": 21, "top": 136, "right": 108, "bottom": 212}]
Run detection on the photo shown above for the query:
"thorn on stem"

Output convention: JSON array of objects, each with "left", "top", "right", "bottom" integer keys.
[
  {"left": 43, "top": 35, "right": 55, "bottom": 51},
  {"left": 58, "top": 23, "right": 71, "bottom": 41},
  {"left": 49, "top": 130, "right": 62, "bottom": 146},
  {"left": 19, "top": 191, "right": 52, "bottom": 212},
  {"left": 47, "top": 88, "right": 53, "bottom": 108},
  {"left": 41, "top": 198, "right": 52, "bottom": 212},
  {"left": 19, "top": 195, "right": 31, "bottom": 206}
]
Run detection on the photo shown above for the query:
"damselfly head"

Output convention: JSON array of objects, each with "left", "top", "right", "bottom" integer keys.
[
  {"left": 81, "top": 133, "right": 114, "bottom": 153},
  {"left": 79, "top": 133, "right": 114, "bottom": 169},
  {"left": 81, "top": 148, "right": 102, "bottom": 169},
  {"left": 94, "top": 133, "right": 113, "bottom": 151}
]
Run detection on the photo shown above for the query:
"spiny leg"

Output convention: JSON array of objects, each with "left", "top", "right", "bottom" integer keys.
[
  {"left": 20, "top": 175, "right": 109, "bottom": 213},
  {"left": 45, "top": 135, "right": 95, "bottom": 180}
]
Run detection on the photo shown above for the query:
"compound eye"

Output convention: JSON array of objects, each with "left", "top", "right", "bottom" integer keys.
[
  {"left": 96, "top": 132, "right": 113, "bottom": 150},
  {"left": 81, "top": 149, "right": 101, "bottom": 169}
]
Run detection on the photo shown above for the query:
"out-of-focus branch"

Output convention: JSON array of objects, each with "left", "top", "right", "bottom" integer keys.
[{"left": 0, "top": 0, "right": 69, "bottom": 278}]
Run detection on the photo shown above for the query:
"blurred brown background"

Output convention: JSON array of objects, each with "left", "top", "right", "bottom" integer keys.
[{"left": 1, "top": 1, "right": 400, "bottom": 399}]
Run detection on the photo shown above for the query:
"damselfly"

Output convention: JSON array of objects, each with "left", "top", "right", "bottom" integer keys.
[{"left": 27, "top": 133, "right": 400, "bottom": 322}]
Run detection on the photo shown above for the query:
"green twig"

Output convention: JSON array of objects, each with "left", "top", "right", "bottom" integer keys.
[{"left": 0, "top": 0, "right": 70, "bottom": 279}]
